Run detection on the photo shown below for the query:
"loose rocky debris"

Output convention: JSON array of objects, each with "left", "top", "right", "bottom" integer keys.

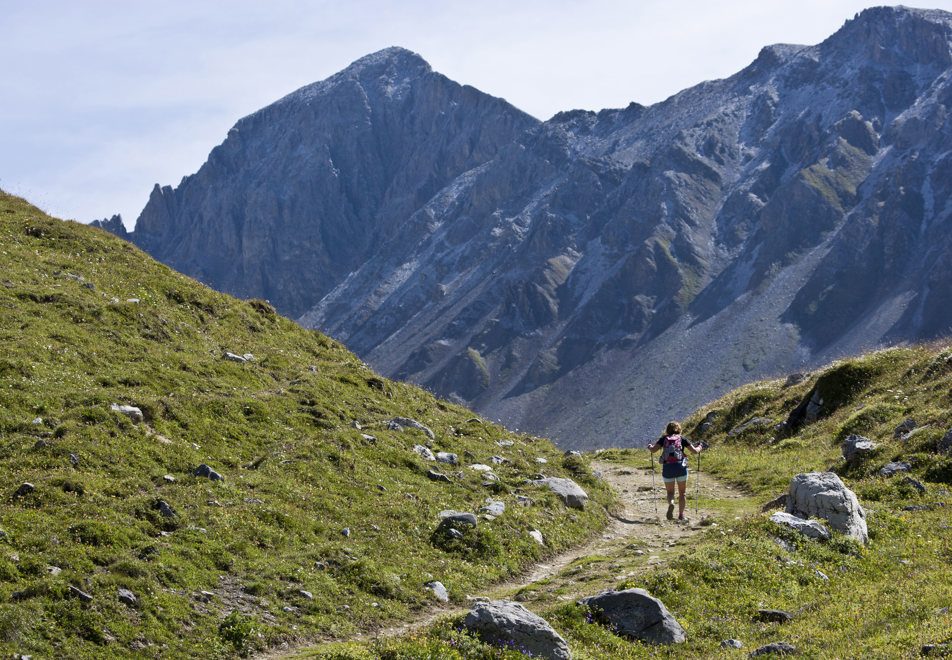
[
  {"left": 464, "top": 600, "right": 571, "bottom": 660},
  {"left": 577, "top": 588, "right": 686, "bottom": 644},
  {"left": 786, "top": 472, "right": 867, "bottom": 544}
]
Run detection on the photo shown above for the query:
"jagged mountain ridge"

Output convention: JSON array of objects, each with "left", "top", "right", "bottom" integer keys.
[{"left": 120, "top": 7, "right": 952, "bottom": 449}]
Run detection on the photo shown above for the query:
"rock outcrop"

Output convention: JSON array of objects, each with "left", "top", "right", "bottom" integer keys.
[{"left": 786, "top": 472, "right": 868, "bottom": 544}]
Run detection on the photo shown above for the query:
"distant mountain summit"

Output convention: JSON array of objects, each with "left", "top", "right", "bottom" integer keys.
[
  {"left": 120, "top": 8, "right": 952, "bottom": 448},
  {"left": 130, "top": 47, "right": 537, "bottom": 318}
]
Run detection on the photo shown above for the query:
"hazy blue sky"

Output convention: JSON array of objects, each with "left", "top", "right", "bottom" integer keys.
[{"left": 4, "top": 1, "right": 952, "bottom": 227}]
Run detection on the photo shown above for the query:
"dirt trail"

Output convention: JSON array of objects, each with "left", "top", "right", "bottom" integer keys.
[{"left": 310, "top": 459, "right": 751, "bottom": 650}]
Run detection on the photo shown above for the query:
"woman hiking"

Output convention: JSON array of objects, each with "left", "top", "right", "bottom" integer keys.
[{"left": 648, "top": 421, "right": 703, "bottom": 521}]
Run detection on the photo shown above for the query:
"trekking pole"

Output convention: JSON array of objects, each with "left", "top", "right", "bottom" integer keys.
[
  {"left": 695, "top": 446, "right": 701, "bottom": 516},
  {"left": 649, "top": 447, "right": 659, "bottom": 519}
]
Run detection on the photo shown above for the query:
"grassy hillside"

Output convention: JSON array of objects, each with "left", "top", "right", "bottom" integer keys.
[
  {"left": 348, "top": 344, "right": 952, "bottom": 658},
  {"left": 0, "top": 191, "right": 612, "bottom": 659}
]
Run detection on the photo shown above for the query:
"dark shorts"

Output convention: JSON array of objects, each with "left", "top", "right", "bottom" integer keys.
[{"left": 661, "top": 460, "right": 688, "bottom": 482}]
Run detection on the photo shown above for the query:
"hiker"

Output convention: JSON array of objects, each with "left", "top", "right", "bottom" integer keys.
[{"left": 648, "top": 421, "right": 702, "bottom": 521}]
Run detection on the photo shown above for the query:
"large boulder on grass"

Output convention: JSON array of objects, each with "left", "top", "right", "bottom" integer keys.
[
  {"left": 534, "top": 477, "right": 588, "bottom": 510},
  {"left": 578, "top": 589, "right": 685, "bottom": 644},
  {"left": 464, "top": 600, "right": 571, "bottom": 660},
  {"left": 786, "top": 472, "right": 867, "bottom": 544}
]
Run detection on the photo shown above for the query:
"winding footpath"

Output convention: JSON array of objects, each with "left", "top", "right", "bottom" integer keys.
[{"left": 264, "top": 459, "right": 752, "bottom": 657}]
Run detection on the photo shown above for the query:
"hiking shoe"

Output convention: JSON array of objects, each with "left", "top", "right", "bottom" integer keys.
[
  {"left": 678, "top": 514, "right": 686, "bottom": 521},
  {"left": 666, "top": 501, "right": 675, "bottom": 520}
]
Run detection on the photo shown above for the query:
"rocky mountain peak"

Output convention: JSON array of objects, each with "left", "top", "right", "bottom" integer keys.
[
  {"left": 826, "top": 6, "right": 952, "bottom": 67},
  {"left": 120, "top": 7, "right": 952, "bottom": 449},
  {"left": 285, "top": 46, "right": 434, "bottom": 106}
]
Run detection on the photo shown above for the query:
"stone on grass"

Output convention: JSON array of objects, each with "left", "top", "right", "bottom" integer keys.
[
  {"left": 464, "top": 600, "right": 571, "bottom": 660},
  {"left": 436, "top": 512, "right": 477, "bottom": 538},
  {"left": 578, "top": 589, "right": 685, "bottom": 644},
  {"left": 436, "top": 452, "right": 458, "bottom": 465},
  {"left": 722, "top": 638, "right": 743, "bottom": 649},
  {"left": 193, "top": 464, "right": 224, "bottom": 481},
  {"left": 756, "top": 609, "right": 795, "bottom": 623},
  {"left": 156, "top": 500, "right": 176, "bottom": 518},
  {"left": 769, "top": 512, "right": 830, "bottom": 541},
  {"left": 414, "top": 444, "right": 436, "bottom": 461},
  {"left": 12, "top": 483, "right": 34, "bottom": 500},
  {"left": 535, "top": 477, "right": 588, "bottom": 510},
  {"left": 893, "top": 419, "right": 916, "bottom": 439},
  {"left": 842, "top": 435, "right": 876, "bottom": 463},
  {"left": 111, "top": 404, "right": 144, "bottom": 423},
  {"left": 118, "top": 588, "right": 137, "bottom": 607},
  {"left": 529, "top": 530, "right": 544, "bottom": 545},
  {"left": 68, "top": 585, "right": 93, "bottom": 602},
  {"left": 786, "top": 472, "right": 867, "bottom": 544},
  {"left": 879, "top": 462, "right": 911, "bottom": 477},
  {"left": 749, "top": 641, "right": 797, "bottom": 656},
  {"left": 390, "top": 417, "right": 435, "bottom": 440},
  {"left": 425, "top": 581, "right": 449, "bottom": 602},
  {"left": 903, "top": 476, "right": 926, "bottom": 494},
  {"left": 480, "top": 500, "right": 505, "bottom": 516},
  {"left": 427, "top": 470, "right": 451, "bottom": 483}
]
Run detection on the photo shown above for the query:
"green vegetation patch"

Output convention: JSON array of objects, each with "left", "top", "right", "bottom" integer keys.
[{"left": 0, "top": 192, "right": 611, "bottom": 659}]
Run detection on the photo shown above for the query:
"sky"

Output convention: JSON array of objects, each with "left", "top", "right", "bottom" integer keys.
[{"left": 4, "top": 1, "right": 952, "bottom": 229}]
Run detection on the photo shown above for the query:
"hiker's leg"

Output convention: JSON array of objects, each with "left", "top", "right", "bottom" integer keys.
[
  {"left": 677, "top": 479, "right": 688, "bottom": 516},
  {"left": 664, "top": 481, "right": 676, "bottom": 519}
]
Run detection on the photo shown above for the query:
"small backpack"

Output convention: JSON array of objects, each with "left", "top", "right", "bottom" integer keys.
[{"left": 659, "top": 434, "right": 685, "bottom": 464}]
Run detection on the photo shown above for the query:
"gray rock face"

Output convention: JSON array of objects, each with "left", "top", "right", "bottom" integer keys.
[
  {"left": 786, "top": 472, "right": 868, "bottom": 544},
  {"left": 578, "top": 588, "right": 686, "bottom": 644},
  {"left": 464, "top": 600, "right": 571, "bottom": 660},
  {"left": 125, "top": 9, "right": 952, "bottom": 449}
]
